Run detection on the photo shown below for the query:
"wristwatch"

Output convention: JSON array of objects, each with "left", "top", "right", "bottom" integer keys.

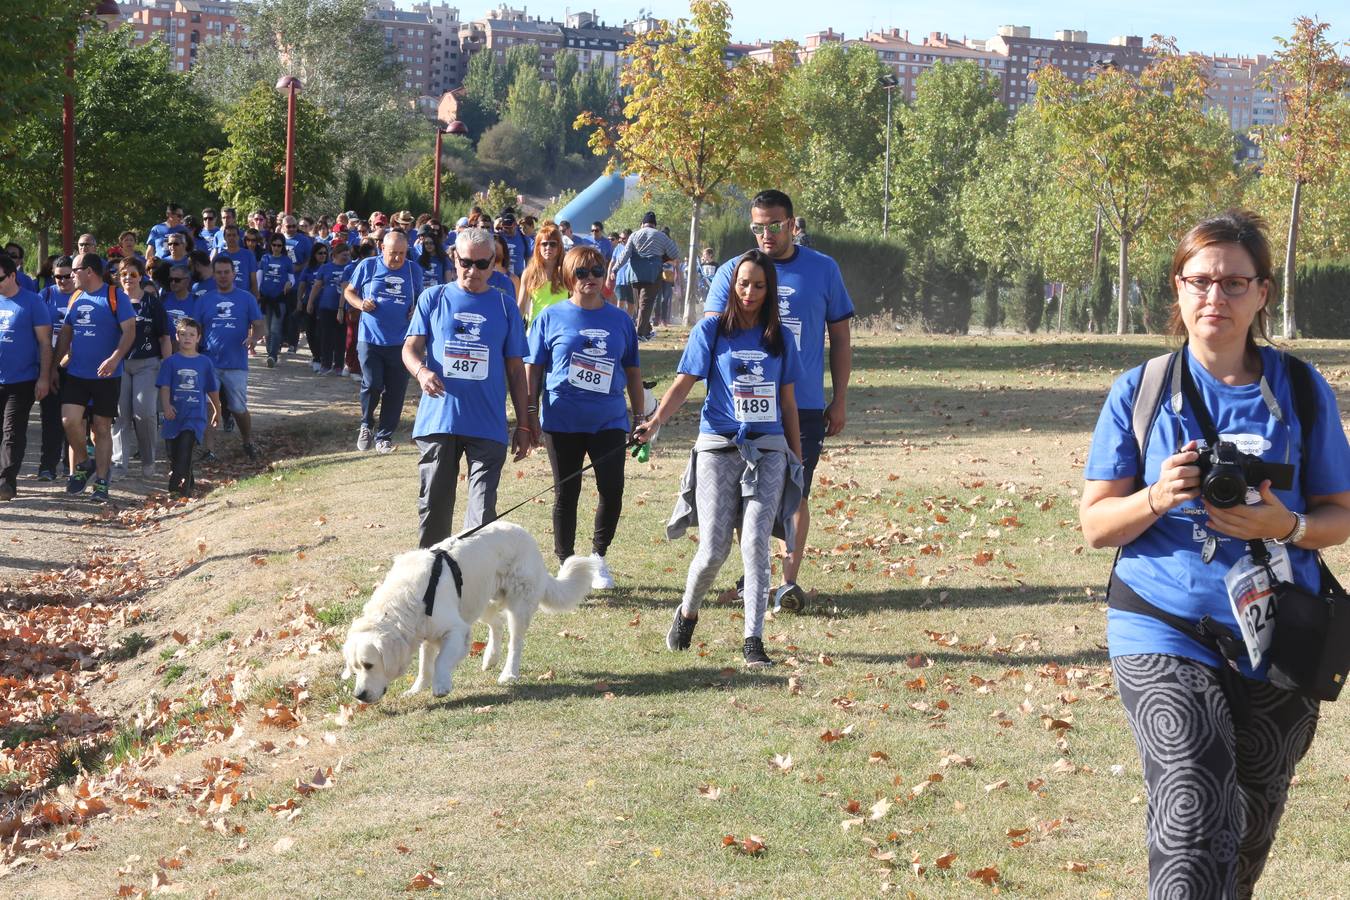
[{"left": 1275, "top": 512, "right": 1307, "bottom": 545}]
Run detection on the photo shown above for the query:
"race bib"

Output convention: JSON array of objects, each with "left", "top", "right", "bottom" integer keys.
[
  {"left": 443, "top": 341, "right": 488, "bottom": 381},
  {"left": 1223, "top": 543, "right": 1293, "bottom": 668},
  {"left": 733, "top": 382, "right": 777, "bottom": 423},
  {"left": 567, "top": 353, "right": 614, "bottom": 394}
]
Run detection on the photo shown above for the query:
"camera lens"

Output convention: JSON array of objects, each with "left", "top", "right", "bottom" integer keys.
[{"left": 1203, "top": 467, "right": 1248, "bottom": 508}]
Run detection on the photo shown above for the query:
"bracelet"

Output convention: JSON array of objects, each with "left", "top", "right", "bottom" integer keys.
[
  {"left": 414, "top": 364, "right": 427, "bottom": 378},
  {"left": 1145, "top": 483, "right": 1163, "bottom": 517},
  {"left": 1275, "top": 512, "right": 1307, "bottom": 545}
]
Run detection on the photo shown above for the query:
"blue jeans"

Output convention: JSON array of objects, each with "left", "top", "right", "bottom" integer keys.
[
  {"left": 357, "top": 342, "right": 409, "bottom": 441},
  {"left": 263, "top": 295, "right": 292, "bottom": 359}
]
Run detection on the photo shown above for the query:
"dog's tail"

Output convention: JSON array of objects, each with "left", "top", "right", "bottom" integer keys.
[{"left": 539, "top": 555, "right": 599, "bottom": 613}]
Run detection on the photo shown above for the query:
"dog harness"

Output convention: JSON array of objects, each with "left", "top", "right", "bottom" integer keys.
[{"left": 422, "top": 548, "right": 464, "bottom": 616}]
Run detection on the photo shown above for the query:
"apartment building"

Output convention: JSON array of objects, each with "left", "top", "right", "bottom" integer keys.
[
  {"left": 1202, "top": 54, "right": 1278, "bottom": 132},
  {"left": 367, "top": 1, "right": 462, "bottom": 96},
  {"left": 986, "top": 26, "right": 1152, "bottom": 113},
  {"left": 558, "top": 11, "right": 631, "bottom": 74},
  {"left": 459, "top": 5, "right": 565, "bottom": 81},
  {"left": 857, "top": 28, "right": 1009, "bottom": 103},
  {"left": 124, "top": 0, "right": 244, "bottom": 72}
]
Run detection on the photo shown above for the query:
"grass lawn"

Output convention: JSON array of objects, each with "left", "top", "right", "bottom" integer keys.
[{"left": 16, "top": 330, "right": 1350, "bottom": 898}]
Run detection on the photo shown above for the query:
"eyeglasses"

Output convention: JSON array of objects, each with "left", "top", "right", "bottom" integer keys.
[
  {"left": 78, "top": 241, "right": 96, "bottom": 247},
  {"left": 169, "top": 276, "right": 188, "bottom": 283},
  {"left": 749, "top": 220, "right": 789, "bottom": 236},
  {"left": 573, "top": 266, "right": 606, "bottom": 280},
  {"left": 457, "top": 257, "right": 492, "bottom": 270},
  {"left": 1179, "top": 274, "right": 1261, "bottom": 297}
]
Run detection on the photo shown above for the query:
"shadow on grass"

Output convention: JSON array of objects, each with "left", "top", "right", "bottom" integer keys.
[
  {"left": 831, "top": 647, "right": 1110, "bottom": 668},
  {"left": 850, "top": 340, "right": 1163, "bottom": 374},
  {"left": 176, "top": 533, "right": 339, "bottom": 578},
  {"left": 378, "top": 665, "right": 786, "bottom": 714}
]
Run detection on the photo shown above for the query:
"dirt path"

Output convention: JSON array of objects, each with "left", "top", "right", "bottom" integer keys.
[{"left": 0, "top": 350, "right": 362, "bottom": 583}]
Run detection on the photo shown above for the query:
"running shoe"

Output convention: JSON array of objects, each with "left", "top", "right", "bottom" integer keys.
[
  {"left": 242, "top": 443, "right": 258, "bottom": 461},
  {"left": 666, "top": 606, "right": 697, "bottom": 651},
  {"left": 356, "top": 425, "right": 373, "bottom": 452},
  {"left": 591, "top": 556, "right": 615, "bottom": 590},
  {"left": 374, "top": 439, "right": 395, "bottom": 454},
  {"left": 89, "top": 478, "right": 110, "bottom": 504},
  {"left": 266, "top": 356, "right": 276, "bottom": 368},
  {"left": 65, "top": 460, "right": 93, "bottom": 494},
  {"left": 0, "top": 482, "right": 15, "bottom": 502},
  {"left": 773, "top": 582, "right": 807, "bottom": 614},
  {"left": 743, "top": 636, "right": 774, "bottom": 668},
  {"left": 37, "top": 469, "right": 55, "bottom": 482}
]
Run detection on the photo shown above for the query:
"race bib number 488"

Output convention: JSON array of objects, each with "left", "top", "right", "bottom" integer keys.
[{"left": 567, "top": 353, "right": 614, "bottom": 393}]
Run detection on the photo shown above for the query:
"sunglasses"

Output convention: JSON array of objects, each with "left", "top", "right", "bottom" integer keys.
[
  {"left": 169, "top": 276, "right": 188, "bottom": 283},
  {"left": 271, "top": 243, "right": 286, "bottom": 248},
  {"left": 203, "top": 215, "right": 216, "bottom": 220},
  {"left": 538, "top": 241, "right": 560, "bottom": 248},
  {"left": 749, "top": 221, "right": 789, "bottom": 236},
  {"left": 457, "top": 257, "right": 491, "bottom": 270},
  {"left": 54, "top": 272, "right": 74, "bottom": 280},
  {"left": 573, "top": 266, "right": 606, "bottom": 279}
]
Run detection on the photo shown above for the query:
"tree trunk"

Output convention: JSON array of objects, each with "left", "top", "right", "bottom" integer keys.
[
  {"left": 37, "top": 227, "right": 50, "bottom": 263},
  {"left": 1283, "top": 179, "right": 1303, "bottom": 339},
  {"left": 1117, "top": 231, "right": 1130, "bottom": 335},
  {"left": 683, "top": 197, "right": 703, "bottom": 327}
]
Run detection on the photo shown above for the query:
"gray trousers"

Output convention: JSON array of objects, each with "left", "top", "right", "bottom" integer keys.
[
  {"left": 679, "top": 448, "right": 787, "bottom": 639},
  {"left": 112, "top": 356, "right": 161, "bottom": 470},
  {"left": 416, "top": 433, "right": 508, "bottom": 548}
]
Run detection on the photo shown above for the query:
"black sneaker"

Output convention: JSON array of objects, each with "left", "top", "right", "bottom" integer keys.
[
  {"left": 89, "top": 478, "right": 110, "bottom": 504},
  {"left": 773, "top": 582, "right": 807, "bottom": 614},
  {"left": 199, "top": 450, "right": 220, "bottom": 464},
  {"left": 37, "top": 469, "right": 55, "bottom": 482},
  {"left": 242, "top": 443, "right": 258, "bottom": 461},
  {"left": 743, "top": 636, "right": 774, "bottom": 668},
  {"left": 65, "top": 464, "right": 91, "bottom": 495},
  {"left": 666, "top": 606, "right": 697, "bottom": 651},
  {"left": 0, "top": 482, "right": 15, "bottom": 502}
]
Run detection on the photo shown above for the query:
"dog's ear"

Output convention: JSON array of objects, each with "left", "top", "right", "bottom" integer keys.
[{"left": 339, "top": 638, "right": 353, "bottom": 680}]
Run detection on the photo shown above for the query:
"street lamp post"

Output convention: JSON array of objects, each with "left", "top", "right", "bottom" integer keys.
[
  {"left": 432, "top": 119, "right": 468, "bottom": 220},
  {"left": 275, "top": 76, "right": 301, "bottom": 214},
  {"left": 62, "top": 0, "right": 122, "bottom": 256},
  {"left": 879, "top": 73, "right": 899, "bottom": 239}
]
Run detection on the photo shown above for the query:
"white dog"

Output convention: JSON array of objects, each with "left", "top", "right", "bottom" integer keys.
[{"left": 341, "top": 522, "right": 598, "bottom": 703}]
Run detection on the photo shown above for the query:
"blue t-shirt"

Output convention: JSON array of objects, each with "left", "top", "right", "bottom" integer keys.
[
  {"left": 313, "top": 261, "right": 346, "bottom": 311},
  {"left": 65, "top": 286, "right": 135, "bottom": 380},
  {"left": 146, "top": 222, "right": 190, "bottom": 258},
  {"left": 348, "top": 256, "right": 424, "bottom": 346},
  {"left": 40, "top": 286, "right": 74, "bottom": 345},
  {"left": 156, "top": 353, "right": 219, "bottom": 441},
  {"left": 593, "top": 236, "right": 613, "bottom": 262},
  {"left": 705, "top": 246, "right": 853, "bottom": 411},
  {"left": 199, "top": 288, "right": 262, "bottom": 371},
  {"left": 284, "top": 232, "right": 313, "bottom": 272},
  {"left": 419, "top": 256, "right": 448, "bottom": 286},
  {"left": 501, "top": 232, "right": 529, "bottom": 277},
  {"left": 526, "top": 301, "right": 639, "bottom": 434},
  {"left": 15, "top": 271, "right": 37, "bottom": 294},
  {"left": 1086, "top": 345, "right": 1350, "bottom": 678},
  {"left": 407, "top": 282, "right": 526, "bottom": 443},
  {"left": 677, "top": 317, "right": 801, "bottom": 437},
  {"left": 199, "top": 227, "right": 222, "bottom": 251},
  {"left": 488, "top": 270, "right": 516, "bottom": 302},
  {"left": 127, "top": 294, "right": 170, "bottom": 360},
  {"left": 257, "top": 255, "right": 294, "bottom": 300},
  {"left": 161, "top": 294, "right": 199, "bottom": 338},
  {"left": 214, "top": 247, "right": 257, "bottom": 293},
  {"left": 0, "top": 288, "right": 53, "bottom": 384},
  {"left": 190, "top": 279, "right": 214, "bottom": 307}
]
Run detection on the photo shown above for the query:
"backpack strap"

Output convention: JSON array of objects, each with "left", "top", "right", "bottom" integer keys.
[
  {"left": 1129, "top": 351, "right": 1181, "bottom": 485},
  {"left": 1282, "top": 352, "right": 1318, "bottom": 497}
]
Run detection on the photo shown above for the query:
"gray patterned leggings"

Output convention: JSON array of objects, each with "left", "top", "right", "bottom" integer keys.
[
  {"left": 1112, "top": 654, "right": 1320, "bottom": 899},
  {"left": 679, "top": 448, "right": 786, "bottom": 639}
]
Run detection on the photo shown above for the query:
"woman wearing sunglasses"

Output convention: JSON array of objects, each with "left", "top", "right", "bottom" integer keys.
[
  {"left": 519, "top": 223, "right": 568, "bottom": 327},
  {"left": 634, "top": 249, "right": 803, "bottom": 669},
  {"left": 524, "top": 246, "right": 644, "bottom": 590},
  {"left": 257, "top": 237, "right": 297, "bottom": 366},
  {"left": 111, "top": 258, "right": 172, "bottom": 478}
]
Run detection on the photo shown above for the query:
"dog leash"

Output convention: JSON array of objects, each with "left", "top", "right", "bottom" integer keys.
[{"left": 452, "top": 435, "right": 640, "bottom": 542}]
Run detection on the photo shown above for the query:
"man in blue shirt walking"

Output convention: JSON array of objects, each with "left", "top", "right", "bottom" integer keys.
[
  {"left": 200, "top": 258, "right": 264, "bottom": 460},
  {"left": 0, "top": 254, "right": 53, "bottom": 502}
]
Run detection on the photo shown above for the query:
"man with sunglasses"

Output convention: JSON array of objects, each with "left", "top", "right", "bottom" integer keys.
[
  {"left": 403, "top": 227, "right": 532, "bottom": 546},
  {"left": 279, "top": 215, "right": 312, "bottom": 276},
  {"left": 76, "top": 234, "right": 100, "bottom": 258},
  {"left": 146, "top": 204, "right": 190, "bottom": 259},
  {"left": 211, "top": 208, "right": 238, "bottom": 252},
  {"left": 36, "top": 257, "right": 77, "bottom": 480},
  {"left": 0, "top": 254, "right": 54, "bottom": 502},
  {"left": 345, "top": 231, "right": 424, "bottom": 453},
  {"left": 160, "top": 266, "right": 199, "bottom": 350},
  {"left": 609, "top": 211, "right": 679, "bottom": 342},
  {"left": 54, "top": 253, "right": 136, "bottom": 503},
  {"left": 704, "top": 189, "right": 854, "bottom": 613},
  {"left": 590, "top": 222, "right": 613, "bottom": 262},
  {"left": 212, "top": 224, "right": 259, "bottom": 298},
  {"left": 495, "top": 210, "right": 530, "bottom": 278},
  {"left": 199, "top": 208, "right": 222, "bottom": 251}
]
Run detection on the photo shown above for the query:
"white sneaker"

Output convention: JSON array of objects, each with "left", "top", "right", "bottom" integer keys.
[
  {"left": 310, "top": 361, "right": 322, "bottom": 373},
  {"left": 349, "top": 372, "right": 361, "bottom": 383},
  {"left": 591, "top": 555, "right": 615, "bottom": 590}
]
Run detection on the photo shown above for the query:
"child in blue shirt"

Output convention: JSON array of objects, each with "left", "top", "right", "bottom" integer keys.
[{"left": 156, "top": 316, "right": 219, "bottom": 497}]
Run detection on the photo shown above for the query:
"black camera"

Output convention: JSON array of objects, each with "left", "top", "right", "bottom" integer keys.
[{"left": 1197, "top": 440, "right": 1294, "bottom": 508}]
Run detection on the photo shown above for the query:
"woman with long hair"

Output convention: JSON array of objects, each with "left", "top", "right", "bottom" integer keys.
[
  {"left": 110, "top": 257, "right": 172, "bottom": 478},
  {"left": 525, "top": 246, "right": 644, "bottom": 589},
  {"left": 634, "top": 249, "right": 803, "bottom": 668},
  {"left": 1080, "top": 210, "right": 1350, "bottom": 897},
  {"left": 416, "top": 228, "right": 450, "bottom": 286},
  {"left": 518, "top": 222, "right": 567, "bottom": 325}
]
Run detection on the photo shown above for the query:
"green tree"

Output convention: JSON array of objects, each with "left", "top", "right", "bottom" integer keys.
[
  {"left": 479, "top": 180, "right": 522, "bottom": 214},
  {"left": 889, "top": 61, "right": 1008, "bottom": 262},
  {"left": 578, "top": 0, "right": 797, "bottom": 324},
  {"left": 1257, "top": 17, "right": 1350, "bottom": 337},
  {"left": 407, "top": 152, "right": 472, "bottom": 214},
  {"left": 204, "top": 81, "right": 338, "bottom": 212},
  {"left": 0, "top": 0, "right": 88, "bottom": 151},
  {"left": 0, "top": 26, "right": 220, "bottom": 257},
  {"left": 477, "top": 121, "right": 544, "bottom": 188},
  {"left": 504, "top": 64, "right": 562, "bottom": 172},
  {"left": 783, "top": 42, "right": 890, "bottom": 229},
  {"left": 461, "top": 51, "right": 508, "bottom": 133},
  {"left": 1019, "top": 262, "right": 1046, "bottom": 332},
  {"left": 192, "top": 0, "right": 415, "bottom": 200},
  {"left": 1036, "top": 41, "right": 1235, "bottom": 333}
]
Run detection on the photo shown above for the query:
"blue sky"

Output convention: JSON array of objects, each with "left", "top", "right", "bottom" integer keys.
[{"left": 486, "top": 1, "right": 1343, "bottom": 58}]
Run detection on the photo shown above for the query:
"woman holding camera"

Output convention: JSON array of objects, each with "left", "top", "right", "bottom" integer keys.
[{"left": 1080, "top": 210, "right": 1350, "bottom": 898}]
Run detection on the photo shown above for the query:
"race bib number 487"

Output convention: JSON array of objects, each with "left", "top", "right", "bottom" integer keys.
[{"left": 443, "top": 341, "right": 489, "bottom": 381}]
